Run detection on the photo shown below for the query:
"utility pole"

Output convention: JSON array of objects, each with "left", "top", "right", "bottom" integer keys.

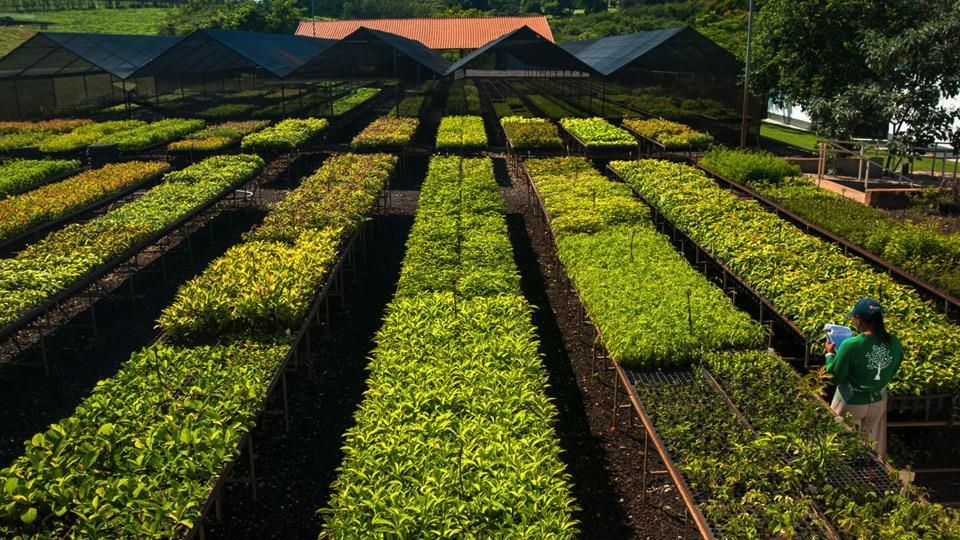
[{"left": 739, "top": 0, "right": 755, "bottom": 149}]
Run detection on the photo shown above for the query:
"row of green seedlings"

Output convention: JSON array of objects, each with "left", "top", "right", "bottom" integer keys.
[
  {"left": 622, "top": 118, "right": 714, "bottom": 151},
  {"left": 0, "top": 119, "right": 205, "bottom": 154},
  {"left": 525, "top": 156, "right": 960, "bottom": 537},
  {"left": 700, "top": 147, "right": 960, "bottom": 299},
  {"left": 0, "top": 158, "right": 82, "bottom": 199},
  {"left": 610, "top": 159, "right": 960, "bottom": 397},
  {"left": 558, "top": 117, "right": 635, "bottom": 151},
  {"left": 320, "top": 156, "right": 579, "bottom": 537},
  {"left": 500, "top": 116, "right": 563, "bottom": 151},
  {"left": 168, "top": 120, "right": 270, "bottom": 154},
  {"left": 0, "top": 155, "right": 262, "bottom": 328},
  {"left": 435, "top": 115, "right": 488, "bottom": 150},
  {"left": 351, "top": 116, "right": 420, "bottom": 150},
  {"left": 523, "top": 78, "right": 639, "bottom": 119},
  {"left": 0, "top": 153, "right": 396, "bottom": 538},
  {"left": 388, "top": 94, "right": 431, "bottom": 117},
  {"left": 444, "top": 79, "right": 481, "bottom": 115},
  {"left": 246, "top": 85, "right": 378, "bottom": 119},
  {"left": 0, "top": 161, "right": 169, "bottom": 243},
  {"left": 239, "top": 118, "right": 328, "bottom": 155}
]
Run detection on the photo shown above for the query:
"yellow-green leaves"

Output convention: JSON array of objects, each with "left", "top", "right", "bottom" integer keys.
[
  {"left": 500, "top": 116, "right": 563, "bottom": 150},
  {"left": 0, "top": 156, "right": 261, "bottom": 327},
  {"left": 612, "top": 159, "right": 960, "bottom": 395},
  {"left": 160, "top": 230, "right": 339, "bottom": 339},
  {"left": 559, "top": 117, "right": 635, "bottom": 149},
  {"left": 526, "top": 157, "right": 764, "bottom": 367},
  {"left": 321, "top": 156, "right": 578, "bottom": 537},
  {"left": 623, "top": 118, "right": 713, "bottom": 150},
  {"left": 436, "top": 116, "right": 488, "bottom": 150},
  {"left": 0, "top": 341, "right": 286, "bottom": 538},
  {"left": 161, "top": 153, "right": 394, "bottom": 340},
  {"left": 351, "top": 116, "right": 419, "bottom": 149},
  {"left": 240, "top": 118, "right": 328, "bottom": 153}
]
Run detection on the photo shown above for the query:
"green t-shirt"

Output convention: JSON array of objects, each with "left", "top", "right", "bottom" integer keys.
[{"left": 826, "top": 332, "right": 903, "bottom": 404}]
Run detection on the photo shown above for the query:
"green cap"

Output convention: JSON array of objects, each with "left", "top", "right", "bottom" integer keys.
[{"left": 847, "top": 298, "right": 882, "bottom": 318}]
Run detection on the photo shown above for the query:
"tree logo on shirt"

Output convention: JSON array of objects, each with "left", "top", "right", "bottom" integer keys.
[{"left": 867, "top": 344, "right": 893, "bottom": 381}]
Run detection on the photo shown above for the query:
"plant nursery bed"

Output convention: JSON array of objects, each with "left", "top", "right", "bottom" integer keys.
[
  {"left": 0, "top": 207, "right": 266, "bottom": 465},
  {"left": 499, "top": 162, "right": 700, "bottom": 539}
]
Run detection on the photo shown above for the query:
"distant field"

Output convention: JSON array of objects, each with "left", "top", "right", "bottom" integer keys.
[
  {"left": 0, "top": 26, "right": 33, "bottom": 56},
  {"left": 0, "top": 7, "right": 170, "bottom": 34}
]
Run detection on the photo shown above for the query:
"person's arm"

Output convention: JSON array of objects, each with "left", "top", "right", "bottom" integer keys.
[{"left": 825, "top": 339, "right": 853, "bottom": 387}]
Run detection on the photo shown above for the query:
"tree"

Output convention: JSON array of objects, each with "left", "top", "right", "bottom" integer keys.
[
  {"left": 753, "top": 0, "right": 960, "bottom": 164},
  {"left": 159, "top": 0, "right": 304, "bottom": 34}
]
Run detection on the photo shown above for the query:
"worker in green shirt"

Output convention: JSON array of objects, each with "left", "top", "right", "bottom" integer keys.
[{"left": 825, "top": 298, "right": 903, "bottom": 460}]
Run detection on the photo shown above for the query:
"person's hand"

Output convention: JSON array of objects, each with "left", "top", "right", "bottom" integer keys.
[{"left": 825, "top": 341, "right": 836, "bottom": 355}]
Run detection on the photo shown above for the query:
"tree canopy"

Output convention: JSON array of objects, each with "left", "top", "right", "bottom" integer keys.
[
  {"left": 159, "top": 0, "right": 304, "bottom": 34},
  {"left": 753, "top": 0, "right": 960, "bottom": 155}
]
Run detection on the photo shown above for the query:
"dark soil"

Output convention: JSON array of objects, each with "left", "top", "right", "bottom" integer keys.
[
  {"left": 206, "top": 213, "right": 413, "bottom": 539},
  {"left": 498, "top": 158, "right": 691, "bottom": 539},
  {"left": 0, "top": 208, "right": 264, "bottom": 465}
]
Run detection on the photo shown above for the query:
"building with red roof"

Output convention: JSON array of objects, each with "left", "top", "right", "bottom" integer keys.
[{"left": 295, "top": 15, "right": 553, "bottom": 51}]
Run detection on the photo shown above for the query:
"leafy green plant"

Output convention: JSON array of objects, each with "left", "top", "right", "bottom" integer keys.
[
  {"left": 197, "top": 103, "right": 257, "bottom": 119},
  {"left": 387, "top": 95, "right": 430, "bottom": 117},
  {"left": 239, "top": 118, "right": 328, "bottom": 153},
  {"left": 320, "top": 155, "right": 578, "bottom": 537},
  {"left": 0, "top": 160, "right": 168, "bottom": 243},
  {"left": 493, "top": 96, "right": 533, "bottom": 118},
  {"left": 611, "top": 159, "right": 960, "bottom": 395},
  {"left": 38, "top": 120, "right": 147, "bottom": 153},
  {"left": 637, "top": 369, "right": 827, "bottom": 538},
  {"left": 526, "top": 157, "right": 763, "bottom": 367},
  {"left": 444, "top": 79, "right": 481, "bottom": 115},
  {"left": 327, "top": 87, "right": 381, "bottom": 117},
  {"left": 0, "top": 155, "right": 263, "bottom": 327},
  {"left": 161, "top": 153, "right": 395, "bottom": 339},
  {"left": 435, "top": 115, "right": 487, "bottom": 150},
  {"left": 97, "top": 118, "right": 205, "bottom": 151},
  {"left": 528, "top": 94, "right": 586, "bottom": 119},
  {"left": 560, "top": 117, "right": 636, "bottom": 149},
  {"left": 245, "top": 153, "right": 395, "bottom": 244},
  {"left": 159, "top": 229, "right": 339, "bottom": 340},
  {"left": 0, "top": 119, "right": 91, "bottom": 151},
  {"left": 700, "top": 147, "right": 801, "bottom": 184},
  {"left": 168, "top": 120, "right": 270, "bottom": 153},
  {"left": 351, "top": 116, "right": 419, "bottom": 149},
  {"left": 623, "top": 118, "right": 714, "bottom": 150},
  {"left": 0, "top": 159, "right": 81, "bottom": 198},
  {"left": 704, "top": 350, "right": 960, "bottom": 537},
  {"left": 500, "top": 116, "right": 563, "bottom": 150},
  {"left": 0, "top": 339, "right": 288, "bottom": 538},
  {"left": 700, "top": 149, "right": 960, "bottom": 297},
  {"left": 0, "top": 119, "right": 90, "bottom": 135},
  {"left": 395, "top": 157, "right": 519, "bottom": 298}
]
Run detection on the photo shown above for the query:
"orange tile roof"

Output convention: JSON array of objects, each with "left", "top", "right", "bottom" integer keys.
[{"left": 295, "top": 16, "right": 554, "bottom": 50}]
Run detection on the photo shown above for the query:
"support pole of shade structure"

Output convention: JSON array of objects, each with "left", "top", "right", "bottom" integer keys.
[{"left": 740, "top": 0, "right": 755, "bottom": 149}]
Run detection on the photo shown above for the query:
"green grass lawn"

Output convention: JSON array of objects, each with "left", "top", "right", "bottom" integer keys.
[
  {"left": 760, "top": 121, "right": 954, "bottom": 171},
  {"left": 0, "top": 7, "right": 171, "bottom": 35},
  {"left": 760, "top": 122, "right": 818, "bottom": 151}
]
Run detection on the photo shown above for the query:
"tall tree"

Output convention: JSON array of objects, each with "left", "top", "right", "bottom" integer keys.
[{"left": 753, "top": 0, "right": 960, "bottom": 163}]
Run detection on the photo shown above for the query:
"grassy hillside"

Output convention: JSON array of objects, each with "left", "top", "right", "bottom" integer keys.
[
  {"left": 0, "top": 26, "right": 32, "bottom": 56},
  {"left": 0, "top": 6, "right": 169, "bottom": 56},
  {"left": 0, "top": 7, "right": 170, "bottom": 33}
]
